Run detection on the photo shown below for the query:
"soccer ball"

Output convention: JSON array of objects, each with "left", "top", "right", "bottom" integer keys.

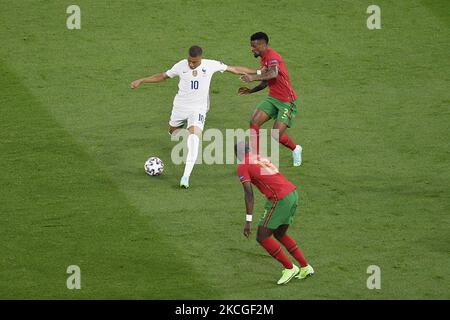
[{"left": 144, "top": 157, "right": 164, "bottom": 176}]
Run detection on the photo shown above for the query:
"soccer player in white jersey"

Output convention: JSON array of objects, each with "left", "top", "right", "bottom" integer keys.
[{"left": 130, "top": 45, "right": 256, "bottom": 188}]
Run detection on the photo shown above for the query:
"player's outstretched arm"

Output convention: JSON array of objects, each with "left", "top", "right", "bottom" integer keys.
[
  {"left": 226, "top": 66, "right": 257, "bottom": 75},
  {"left": 238, "top": 81, "right": 268, "bottom": 95},
  {"left": 242, "top": 181, "right": 254, "bottom": 238},
  {"left": 240, "top": 65, "right": 278, "bottom": 83},
  {"left": 130, "top": 72, "right": 169, "bottom": 89}
]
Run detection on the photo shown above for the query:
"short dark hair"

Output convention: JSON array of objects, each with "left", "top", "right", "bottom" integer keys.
[
  {"left": 250, "top": 32, "right": 269, "bottom": 44},
  {"left": 189, "top": 45, "right": 203, "bottom": 57}
]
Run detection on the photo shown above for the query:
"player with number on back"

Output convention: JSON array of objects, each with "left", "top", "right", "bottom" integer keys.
[
  {"left": 238, "top": 32, "right": 302, "bottom": 166},
  {"left": 235, "top": 141, "right": 314, "bottom": 285},
  {"left": 131, "top": 46, "right": 255, "bottom": 188}
]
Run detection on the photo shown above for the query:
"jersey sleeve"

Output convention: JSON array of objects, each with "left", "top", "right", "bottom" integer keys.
[
  {"left": 211, "top": 60, "right": 228, "bottom": 73},
  {"left": 165, "top": 60, "right": 183, "bottom": 78},
  {"left": 267, "top": 52, "right": 281, "bottom": 67},
  {"left": 237, "top": 164, "right": 251, "bottom": 184}
]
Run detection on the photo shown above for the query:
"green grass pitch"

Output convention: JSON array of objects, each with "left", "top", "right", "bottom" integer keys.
[{"left": 0, "top": 0, "right": 449, "bottom": 299}]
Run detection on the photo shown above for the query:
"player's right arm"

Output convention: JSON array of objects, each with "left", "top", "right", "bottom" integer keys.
[
  {"left": 238, "top": 164, "right": 254, "bottom": 238},
  {"left": 130, "top": 72, "right": 169, "bottom": 89},
  {"left": 238, "top": 80, "right": 268, "bottom": 95},
  {"left": 242, "top": 181, "right": 254, "bottom": 238},
  {"left": 130, "top": 60, "right": 183, "bottom": 89}
]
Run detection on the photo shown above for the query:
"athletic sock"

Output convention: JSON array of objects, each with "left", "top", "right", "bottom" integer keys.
[
  {"left": 183, "top": 134, "right": 200, "bottom": 177},
  {"left": 279, "top": 134, "right": 297, "bottom": 151},
  {"left": 279, "top": 234, "right": 308, "bottom": 267},
  {"left": 249, "top": 123, "right": 260, "bottom": 156},
  {"left": 260, "top": 237, "right": 293, "bottom": 269}
]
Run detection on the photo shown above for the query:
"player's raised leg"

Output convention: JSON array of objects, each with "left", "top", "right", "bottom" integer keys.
[
  {"left": 272, "top": 121, "right": 302, "bottom": 166},
  {"left": 168, "top": 107, "right": 187, "bottom": 136},
  {"left": 256, "top": 226, "right": 299, "bottom": 285},
  {"left": 168, "top": 125, "right": 183, "bottom": 136},
  {"left": 249, "top": 108, "right": 271, "bottom": 156}
]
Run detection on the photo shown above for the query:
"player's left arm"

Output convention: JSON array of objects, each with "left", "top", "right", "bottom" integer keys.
[
  {"left": 240, "top": 65, "right": 278, "bottom": 83},
  {"left": 226, "top": 66, "right": 257, "bottom": 75},
  {"left": 242, "top": 181, "right": 254, "bottom": 238}
]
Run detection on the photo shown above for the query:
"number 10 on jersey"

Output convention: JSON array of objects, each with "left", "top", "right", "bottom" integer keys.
[{"left": 191, "top": 80, "right": 199, "bottom": 90}]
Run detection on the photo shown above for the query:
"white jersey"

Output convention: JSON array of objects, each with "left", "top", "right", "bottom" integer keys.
[{"left": 165, "top": 59, "right": 228, "bottom": 112}]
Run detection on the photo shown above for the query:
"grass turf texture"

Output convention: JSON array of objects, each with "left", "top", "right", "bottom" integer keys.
[{"left": 0, "top": 0, "right": 449, "bottom": 299}]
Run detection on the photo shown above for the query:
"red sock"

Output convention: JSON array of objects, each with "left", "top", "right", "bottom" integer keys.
[
  {"left": 260, "top": 237, "right": 293, "bottom": 269},
  {"left": 279, "top": 134, "right": 296, "bottom": 151},
  {"left": 249, "top": 124, "right": 260, "bottom": 156},
  {"left": 279, "top": 234, "right": 308, "bottom": 267}
]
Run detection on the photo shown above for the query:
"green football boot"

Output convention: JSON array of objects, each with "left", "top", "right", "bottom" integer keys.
[
  {"left": 277, "top": 264, "right": 300, "bottom": 285},
  {"left": 296, "top": 265, "right": 314, "bottom": 280}
]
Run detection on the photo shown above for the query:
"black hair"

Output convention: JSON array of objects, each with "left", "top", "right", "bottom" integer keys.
[
  {"left": 189, "top": 45, "right": 203, "bottom": 57},
  {"left": 250, "top": 32, "right": 269, "bottom": 44}
]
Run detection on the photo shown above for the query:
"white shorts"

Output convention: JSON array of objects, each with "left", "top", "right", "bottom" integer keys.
[{"left": 169, "top": 107, "right": 207, "bottom": 131}]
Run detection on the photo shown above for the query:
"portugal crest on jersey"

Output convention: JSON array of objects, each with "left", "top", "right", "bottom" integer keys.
[{"left": 192, "top": 70, "right": 198, "bottom": 77}]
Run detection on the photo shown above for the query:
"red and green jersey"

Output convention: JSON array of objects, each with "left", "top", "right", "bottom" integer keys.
[
  {"left": 237, "top": 154, "right": 296, "bottom": 201},
  {"left": 260, "top": 48, "right": 298, "bottom": 102}
]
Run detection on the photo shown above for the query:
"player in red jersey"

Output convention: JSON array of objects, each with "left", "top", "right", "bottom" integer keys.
[
  {"left": 238, "top": 32, "right": 302, "bottom": 166},
  {"left": 235, "top": 142, "right": 313, "bottom": 285}
]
